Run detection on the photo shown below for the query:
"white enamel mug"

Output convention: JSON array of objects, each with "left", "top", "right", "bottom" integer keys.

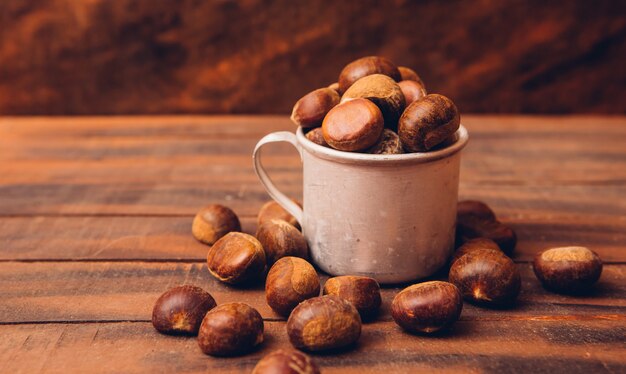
[{"left": 253, "top": 126, "right": 468, "bottom": 284}]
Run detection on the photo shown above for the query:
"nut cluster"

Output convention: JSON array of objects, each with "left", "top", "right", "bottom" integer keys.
[{"left": 291, "top": 56, "right": 459, "bottom": 154}]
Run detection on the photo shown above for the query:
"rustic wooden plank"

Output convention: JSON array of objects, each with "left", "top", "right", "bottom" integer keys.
[
  {"left": 0, "top": 262, "right": 623, "bottom": 324},
  {"left": 0, "top": 215, "right": 624, "bottom": 263},
  {"left": 1, "top": 118, "right": 625, "bottom": 186},
  {"left": 0, "top": 319, "right": 623, "bottom": 373}
]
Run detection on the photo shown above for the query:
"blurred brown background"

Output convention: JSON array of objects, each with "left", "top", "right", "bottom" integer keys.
[{"left": 0, "top": 0, "right": 624, "bottom": 115}]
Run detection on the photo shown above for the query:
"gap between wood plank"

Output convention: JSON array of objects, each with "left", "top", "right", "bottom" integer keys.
[{"left": 1, "top": 314, "right": 623, "bottom": 326}]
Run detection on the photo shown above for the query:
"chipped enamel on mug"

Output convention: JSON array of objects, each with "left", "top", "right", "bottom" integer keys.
[{"left": 253, "top": 125, "right": 468, "bottom": 284}]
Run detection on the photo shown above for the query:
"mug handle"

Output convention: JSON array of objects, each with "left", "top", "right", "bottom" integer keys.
[{"left": 253, "top": 131, "right": 304, "bottom": 226}]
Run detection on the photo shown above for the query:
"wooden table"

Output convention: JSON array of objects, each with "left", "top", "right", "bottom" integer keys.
[{"left": 0, "top": 116, "right": 624, "bottom": 373}]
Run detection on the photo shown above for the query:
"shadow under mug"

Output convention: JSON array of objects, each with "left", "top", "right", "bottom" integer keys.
[{"left": 253, "top": 126, "right": 469, "bottom": 284}]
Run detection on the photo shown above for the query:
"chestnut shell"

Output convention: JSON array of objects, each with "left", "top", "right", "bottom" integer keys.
[
  {"left": 252, "top": 349, "right": 321, "bottom": 374},
  {"left": 533, "top": 246, "right": 603, "bottom": 294},
  {"left": 449, "top": 249, "right": 521, "bottom": 306},
  {"left": 191, "top": 204, "right": 241, "bottom": 245},
  {"left": 197, "top": 302, "right": 264, "bottom": 356},
  {"left": 287, "top": 295, "right": 361, "bottom": 352},
  {"left": 151, "top": 285, "right": 216, "bottom": 335},
  {"left": 256, "top": 219, "right": 309, "bottom": 265},
  {"left": 391, "top": 281, "right": 463, "bottom": 334},
  {"left": 206, "top": 232, "right": 266, "bottom": 284},
  {"left": 322, "top": 275, "right": 382, "bottom": 320},
  {"left": 265, "top": 257, "right": 320, "bottom": 316}
]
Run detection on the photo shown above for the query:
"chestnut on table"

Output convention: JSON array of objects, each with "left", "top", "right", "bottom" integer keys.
[{"left": 0, "top": 114, "right": 625, "bottom": 373}]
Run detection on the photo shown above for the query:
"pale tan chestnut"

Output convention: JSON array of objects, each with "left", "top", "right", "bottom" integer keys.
[
  {"left": 256, "top": 219, "right": 308, "bottom": 265},
  {"left": 398, "top": 94, "right": 460, "bottom": 152},
  {"left": 322, "top": 98, "right": 384, "bottom": 152},
  {"left": 206, "top": 232, "right": 266, "bottom": 284},
  {"left": 341, "top": 74, "right": 405, "bottom": 129},
  {"left": 265, "top": 257, "right": 320, "bottom": 316},
  {"left": 338, "top": 56, "right": 401, "bottom": 93},
  {"left": 291, "top": 87, "right": 340, "bottom": 128}
]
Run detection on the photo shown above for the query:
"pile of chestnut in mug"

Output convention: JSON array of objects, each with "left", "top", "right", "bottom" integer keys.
[
  {"left": 149, "top": 199, "right": 603, "bottom": 373},
  {"left": 292, "top": 55, "right": 459, "bottom": 154}
]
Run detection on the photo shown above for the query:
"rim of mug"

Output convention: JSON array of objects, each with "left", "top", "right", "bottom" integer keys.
[{"left": 296, "top": 124, "right": 469, "bottom": 165}]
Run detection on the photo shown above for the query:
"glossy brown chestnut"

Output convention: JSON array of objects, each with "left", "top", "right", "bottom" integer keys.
[
  {"left": 151, "top": 285, "right": 216, "bottom": 335},
  {"left": 290, "top": 87, "right": 340, "bottom": 128},
  {"left": 449, "top": 249, "right": 521, "bottom": 306},
  {"left": 451, "top": 237, "right": 503, "bottom": 265},
  {"left": 456, "top": 216, "right": 517, "bottom": 255},
  {"left": 287, "top": 295, "right": 361, "bottom": 352},
  {"left": 341, "top": 74, "right": 406, "bottom": 130},
  {"left": 398, "top": 66, "right": 425, "bottom": 86},
  {"left": 305, "top": 127, "right": 329, "bottom": 147},
  {"left": 338, "top": 56, "right": 401, "bottom": 93},
  {"left": 398, "top": 94, "right": 460, "bottom": 152},
  {"left": 322, "top": 275, "right": 382, "bottom": 320},
  {"left": 197, "top": 303, "right": 264, "bottom": 356},
  {"left": 266, "top": 257, "right": 320, "bottom": 316},
  {"left": 533, "top": 246, "right": 603, "bottom": 294},
  {"left": 206, "top": 232, "right": 266, "bottom": 284},
  {"left": 457, "top": 200, "right": 497, "bottom": 221},
  {"left": 191, "top": 204, "right": 241, "bottom": 245},
  {"left": 391, "top": 281, "right": 463, "bottom": 334},
  {"left": 366, "top": 129, "right": 403, "bottom": 155},
  {"left": 398, "top": 80, "right": 427, "bottom": 106},
  {"left": 258, "top": 200, "right": 301, "bottom": 230},
  {"left": 252, "top": 348, "right": 321, "bottom": 374},
  {"left": 256, "top": 219, "right": 309, "bottom": 265},
  {"left": 322, "top": 98, "right": 384, "bottom": 152}
]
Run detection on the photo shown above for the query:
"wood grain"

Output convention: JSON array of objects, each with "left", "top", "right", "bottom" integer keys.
[
  {"left": 0, "top": 320, "right": 624, "bottom": 373},
  {"left": 0, "top": 215, "right": 624, "bottom": 263},
  {"left": 0, "top": 261, "right": 623, "bottom": 324},
  {"left": 0, "top": 1, "right": 625, "bottom": 115}
]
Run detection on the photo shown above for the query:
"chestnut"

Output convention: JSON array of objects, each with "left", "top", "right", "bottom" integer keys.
[
  {"left": 266, "top": 257, "right": 320, "bottom": 316},
  {"left": 451, "top": 237, "right": 502, "bottom": 265},
  {"left": 398, "top": 66, "right": 425, "bottom": 87},
  {"left": 256, "top": 219, "right": 309, "bottom": 265},
  {"left": 449, "top": 248, "right": 521, "bottom": 306},
  {"left": 327, "top": 82, "right": 340, "bottom": 94},
  {"left": 391, "top": 281, "right": 463, "bottom": 334},
  {"left": 290, "top": 87, "right": 340, "bottom": 128},
  {"left": 533, "top": 246, "right": 603, "bottom": 294},
  {"left": 197, "top": 302, "right": 263, "bottom": 356},
  {"left": 258, "top": 200, "right": 301, "bottom": 230},
  {"left": 206, "top": 232, "right": 266, "bottom": 284},
  {"left": 457, "top": 200, "right": 497, "bottom": 221},
  {"left": 366, "top": 129, "right": 403, "bottom": 155},
  {"left": 338, "top": 56, "right": 401, "bottom": 93},
  {"left": 398, "top": 80, "right": 427, "bottom": 106},
  {"left": 323, "top": 275, "right": 381, "bottom": 320},
  {"left": 151, "top": 285, "right": 216, "bottom": 335},
  {"left": 456, "top": 216, "right": 517, "bottom": 255},
  {"left": 287, "top": 295, "right": 361, "bottom": 352},
  {"left": 252, "top": 348, "right": 321, "bottom": 374},
  {"left": 341, "top": 74, "right": 406, "bottom": 129},
  {"left": 191, "top": 204, "right": 241, "bottom": 245},
  {"left": 305, "top": 127, "right": 329, "bottom": 147},
  {"left": 322, "top": 98, "right": 384, "bottom": 152},
  {"left": 398, "top": 94, "right": 460, "bottom": 152}
]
